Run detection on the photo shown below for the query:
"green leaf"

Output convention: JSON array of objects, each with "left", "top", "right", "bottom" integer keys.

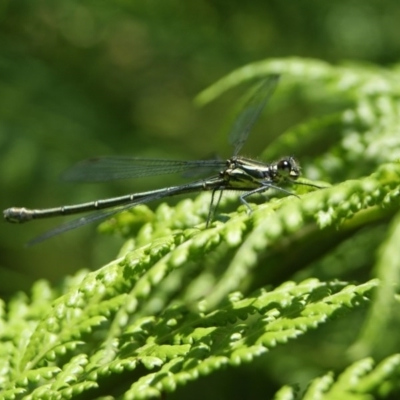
[{"left": 3, "top": 57, "right": 400, "bottom": 399}]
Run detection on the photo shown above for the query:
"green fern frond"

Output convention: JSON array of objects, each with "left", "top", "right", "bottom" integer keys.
[
  {"left": 273, "top": 354, "right": 400, "bottom": 400},
  {"left": 1, "top": 277, "right": 377, "bottom": 399},
  {"left": 3, "top": 57, "right": 400, "bottom": 398},
  {"left": 197, "top": 58, "right": 400, "bottom": 184}
]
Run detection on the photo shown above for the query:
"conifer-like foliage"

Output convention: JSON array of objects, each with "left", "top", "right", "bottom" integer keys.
[{"left": 2, "top": 58, "right": 400, "bottom": 399}]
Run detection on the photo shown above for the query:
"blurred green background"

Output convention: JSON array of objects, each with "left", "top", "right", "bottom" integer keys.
[{"left": 1, "top": 0, "right": 399, "bottom": 295}]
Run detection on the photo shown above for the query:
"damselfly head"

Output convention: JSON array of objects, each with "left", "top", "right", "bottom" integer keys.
[{"left": 275, "top": 157, "right": 300, "bottom": 181}]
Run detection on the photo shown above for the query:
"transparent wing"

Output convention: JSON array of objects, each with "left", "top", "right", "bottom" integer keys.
[
  {"left": 229, "top": 74, "right": 280, "bottom": 156},
  {"left": 27, "top": 205, "right": 128, "bottom": 246},
  {"left": 181, "top": 153, "right": 224, "bottom": 178},
  {"left": 27, "top": 176, "right": 225, "bottom": 246},
  {"left": 26, "top": 184, "right": 192, "bottom": 245},
  {"left": 62, "top": 157, "right": 225, "bottom": 182}
]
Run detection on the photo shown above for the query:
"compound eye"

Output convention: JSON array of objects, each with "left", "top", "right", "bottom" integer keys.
[{"left": 277, "top": 159, "right": 292, "bottom": 173}]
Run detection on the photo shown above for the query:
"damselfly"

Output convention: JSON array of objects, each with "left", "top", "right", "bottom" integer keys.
[{"left": 3, "top": 75, "right": 315, "bottom": 245}]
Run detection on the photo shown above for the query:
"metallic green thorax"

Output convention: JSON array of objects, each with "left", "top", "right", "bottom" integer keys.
[{"left": 222, "top": 156, "right": 300, "bottom": 189}]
